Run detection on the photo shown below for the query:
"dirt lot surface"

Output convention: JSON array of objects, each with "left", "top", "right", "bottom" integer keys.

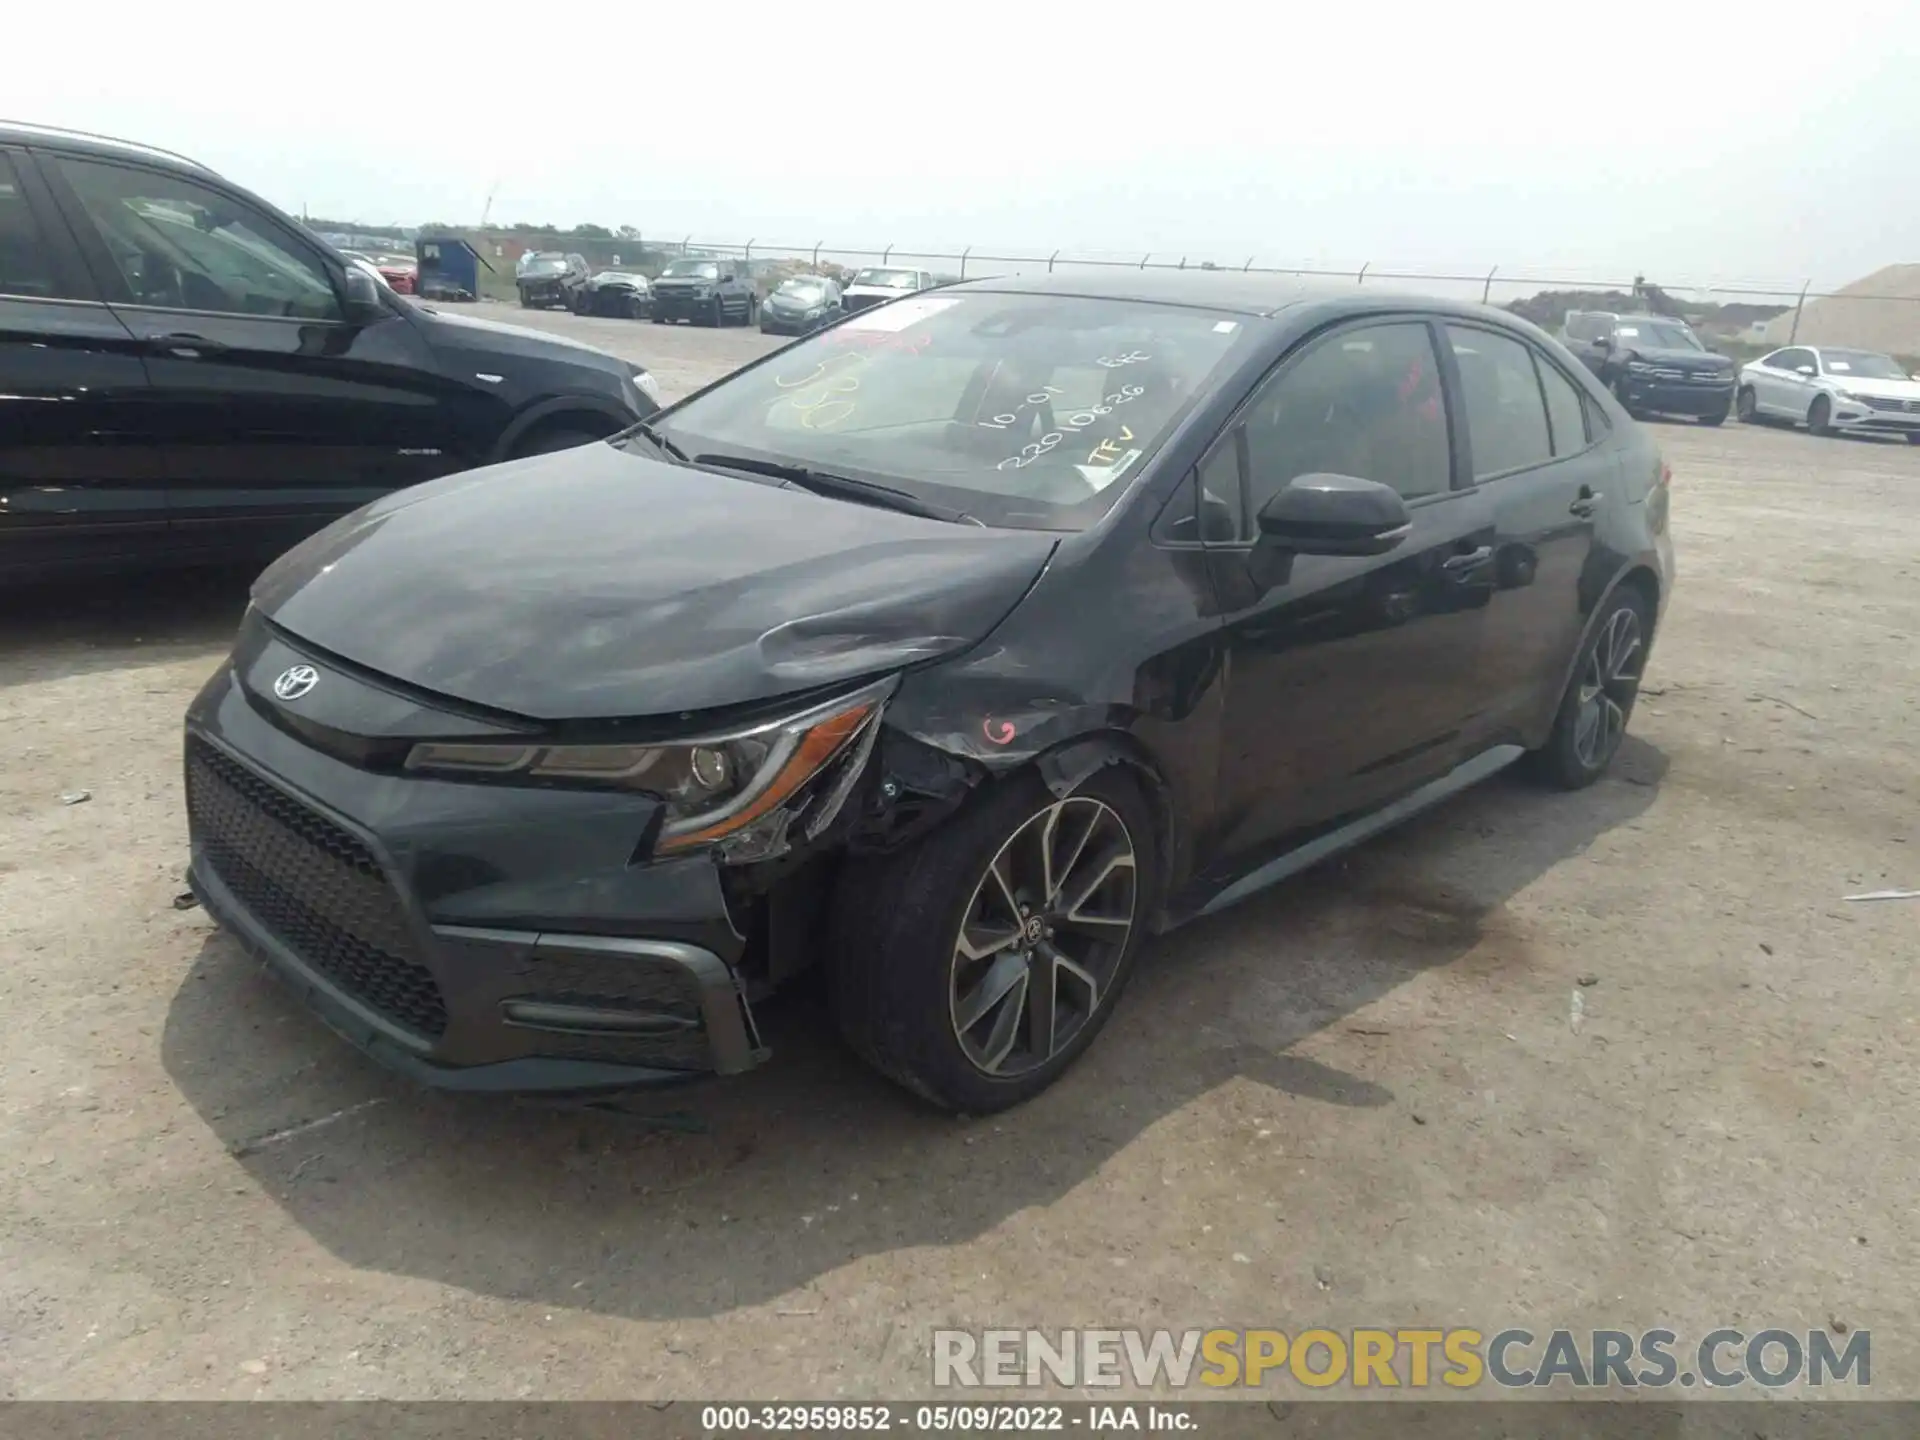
[{"left": 3, "top": 306, "right": 1917, "bottom": 1401}]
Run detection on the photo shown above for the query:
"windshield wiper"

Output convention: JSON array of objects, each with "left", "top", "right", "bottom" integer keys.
[
  {"left": 691, "top": 453, "right": 976, "bottom": 525},
  {"left": 622, "top": 420, "right": 690, "bottom": 463}
]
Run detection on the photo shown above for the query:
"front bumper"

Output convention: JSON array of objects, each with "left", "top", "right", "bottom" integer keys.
[
  {"left": 651, "top": 290, "right": 713, "bottom": 319},
  {"left": 584, "top": 289, "right": 650, "bottom": 317},
  {"left": 760, "top": 309, "right": 825, "bottom": 335},
  {"left": 1827, "top": 396, "right": 1920, "bottom": 434},
  {"left": 184, "top": 651, "right": 766, "bottom": 1092},
  {"left": 1619, "top": 373, "right": 1735, "bottom": 418},
  {"left": 519, "top": 280, "right": 571, "bottom": 306}
]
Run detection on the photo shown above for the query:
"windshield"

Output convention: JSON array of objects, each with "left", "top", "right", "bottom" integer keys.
[
  {"left": 853, "top": 269, "right": 919, "bottom": 289},
  {"left": 1820, "top": 349, "right": 1909, "bottom": 380},
  {"left": 776, "top": 279, "right": 830, "bottom": 301},
  {"left": 521, "top": 254, "right": 568, "bottom": 274},
  {"left": 1615, "top": 321, "right": 1701, "bottom": 351},
  {"left": 594, "top": 271, "right": 643, "bottom": 284},
  {"left": 646, "top": 292, "right": 1246, "bottom": 532},
  {"left": 662, "top": 259, "right": 721, "bottom": 279}
]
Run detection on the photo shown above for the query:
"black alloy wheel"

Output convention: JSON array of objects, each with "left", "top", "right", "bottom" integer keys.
[
  {"left": 830, "top": 770, "right": 1153, "bottom": 1113},
  {"left": 1528, "top": 588, "right": 1650, "bottom": 789},
  {"left": 946, "top": 795, "right": 1137, "bottom": 1079}
]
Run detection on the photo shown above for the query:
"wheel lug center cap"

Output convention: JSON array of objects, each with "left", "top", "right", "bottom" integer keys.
[{"left": 1021, "top": 915, "right": 1045, "bottom": 945}]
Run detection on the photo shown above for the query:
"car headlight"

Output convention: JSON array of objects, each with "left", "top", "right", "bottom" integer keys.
[
  {"left": 629, "top": 365, "right": 663, "bottom": 404},
  {"left": 1831, "top": 388, "right": 1862, "bottom": 404},
  {"left": 402, "top": 679, "right": 891, "bottom": 856}
]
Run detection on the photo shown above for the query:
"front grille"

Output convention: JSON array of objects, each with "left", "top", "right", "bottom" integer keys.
[
  {"left": 187, "top": 738, "right": 448, "bottom": 1040},
  {"left": 1861, "top": 395, "right": 1920, "bottom": 413}
]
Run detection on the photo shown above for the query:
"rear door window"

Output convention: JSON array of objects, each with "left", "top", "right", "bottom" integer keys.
[{"left": 1446, "top": 325, "right": 1553, "bottom": 479}]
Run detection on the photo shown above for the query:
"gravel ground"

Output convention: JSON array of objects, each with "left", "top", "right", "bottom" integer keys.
[{"left": 2, "top": 307, "right": 1916, "bottom": 1401}]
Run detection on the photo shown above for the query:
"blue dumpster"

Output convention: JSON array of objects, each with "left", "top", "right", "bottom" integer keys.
[{"left": 416, "top": 236, "right": 490, "bottom": 302}]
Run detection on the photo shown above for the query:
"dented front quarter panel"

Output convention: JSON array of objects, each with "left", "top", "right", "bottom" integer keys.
[{"left": 874, "top": 523, "right": 1230, "bottom": 905}]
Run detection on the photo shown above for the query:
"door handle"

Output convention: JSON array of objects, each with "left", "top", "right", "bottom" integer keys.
[
  {"left": 1442, "top": 545, "right": 1494, "bottom": 573},
  {"left": 149, "top": 332, "right": 228, "bottom": 358},
  {"left": 1569, "top": 493, "right": 1602, "bottom": 517}
]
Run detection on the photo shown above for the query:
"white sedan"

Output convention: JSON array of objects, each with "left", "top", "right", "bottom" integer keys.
[{"left": 1737, "top": 346, "right": 1920, "bottom": 443}]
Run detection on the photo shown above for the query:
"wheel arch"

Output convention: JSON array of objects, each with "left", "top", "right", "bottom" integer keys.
[
  {"left": 1530, "top": 559, "right": 1662, "bottom": 746},
  {"left": 492, "top": 395, "right": 633, "bottom": 462},
  {"left": 1030, "top": 732, "right": 1179, "bottom": 932}
]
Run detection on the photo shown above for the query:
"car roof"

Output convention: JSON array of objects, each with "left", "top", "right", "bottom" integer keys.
[
  {"left": 942, "top": 267, "right": 1436, "bottom": 318},
  {"left": 0, "top": 120, "right": 215, "bottom": 175}
]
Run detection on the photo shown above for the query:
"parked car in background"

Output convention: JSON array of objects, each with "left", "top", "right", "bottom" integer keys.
[
  {"left": 1566, "top": 313, "right": 1734, "bottom": 424},
  {"left": 344, "top": 249, "right": 416, "bottom": 294},
  {"left": 576, "top": 269, "right": 652, "bottom": 319},
  {"left": 183, "top": 272, "right": 1671, "bottom": 1113},
  {"left": 0, "top": 122, "right": 663, "bottom": 581},
  {"left": 841, "top": 265, "right": 937, "bottom": 314},
  {"left": 516, "top": 251, "right": 589, "bottom": 309},
  {"left": 1738, "top": 346, "right": 1920, "bottom": 441},
  {"left": 650, "top": 256, "right": 756, "bottom": 325},
  {"left": 759, "top": 274, "right": 842, "bottom": 335}
]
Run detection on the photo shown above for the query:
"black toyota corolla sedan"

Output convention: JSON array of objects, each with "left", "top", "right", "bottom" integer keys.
[{"left": 185, "top": 273, "right": 1673, "bottom": 1113}]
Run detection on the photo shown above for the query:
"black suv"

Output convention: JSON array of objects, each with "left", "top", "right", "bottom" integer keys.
[
  {"left": 0, "top": 124, "right": 662, "bottom": 581},
  {"left": 650, "top": 257, "right": 757, "bottom": 326},
  {"left": 515, "top": 251, "right": 589, "bottom": 310},
  {"left": 1567, "top": 312, "right": 1735, "bottom": 424}
]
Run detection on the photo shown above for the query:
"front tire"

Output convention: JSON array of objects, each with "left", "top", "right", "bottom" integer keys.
[
  {"left": 830, "top": 769, "right": 1154, "bottom": 1113},
  {"left": 1736, "top": 386, "right": 1759, "bottom": 423},
  {"left": 1612, "top": 376, "right": 1642, "bottom": 420},
  {"left": 708, "top": 297, "right": 724, "bottom": 327},
  {"left": 1527, "top": 588, "right": 1651, "bottom": 790},
  {"left": 1808, "top": 394, "right": 1833, "bottom": 436}
]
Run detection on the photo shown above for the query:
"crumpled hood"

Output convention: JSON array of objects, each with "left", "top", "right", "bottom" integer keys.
[
  {"left": 1628, "top": 346, "right": 1731, "bottom": 369},
  {"left": 252, "top": 444, "right": 1057, "bottom": 721}
]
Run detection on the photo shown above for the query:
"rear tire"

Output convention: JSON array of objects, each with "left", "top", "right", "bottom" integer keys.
[
  {"left": 829, "top": 768, "right": 1155, "bottom": 1113},
  {"left": 1526, "top": 587, "right": 1652, "bottom": 790},
  {"left": 1808, "top": 394, "right": 1833, "bottom": 436}
]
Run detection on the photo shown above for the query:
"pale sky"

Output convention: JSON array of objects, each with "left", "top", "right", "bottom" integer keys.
[{"left": 10, "top": 0, "right": 1918, "bottom": 297}]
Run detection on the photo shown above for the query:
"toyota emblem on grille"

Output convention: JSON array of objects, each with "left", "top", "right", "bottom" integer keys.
[{"left": 273, "top": 665, "right": 319, "bottom": 701}]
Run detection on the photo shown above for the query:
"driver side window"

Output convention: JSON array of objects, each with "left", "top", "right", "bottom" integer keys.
[
  {"left": 55, "top": 157, "right": 342, "bottom": 321},
  {"left": 1241, "top": 320, "right": 1453, "bottom": 514}
]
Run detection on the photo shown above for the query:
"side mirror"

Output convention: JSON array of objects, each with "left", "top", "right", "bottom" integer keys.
[
  {"left": 1594, "top": 335, "right": 1614, "bottom": 351},
  {"left": 341, "top": 263, "right": 388, "bottom": 324},
  {"left": 1256, "top": 473, "right": 1411, "bottom": 557},
  {"left": 1796, "top": 365, "right": 1817, "bottom": 376}
]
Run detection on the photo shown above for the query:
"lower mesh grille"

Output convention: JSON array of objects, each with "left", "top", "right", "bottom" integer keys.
[{"left": 186, "top": 739, "right": 449, "bottom": 1040}]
